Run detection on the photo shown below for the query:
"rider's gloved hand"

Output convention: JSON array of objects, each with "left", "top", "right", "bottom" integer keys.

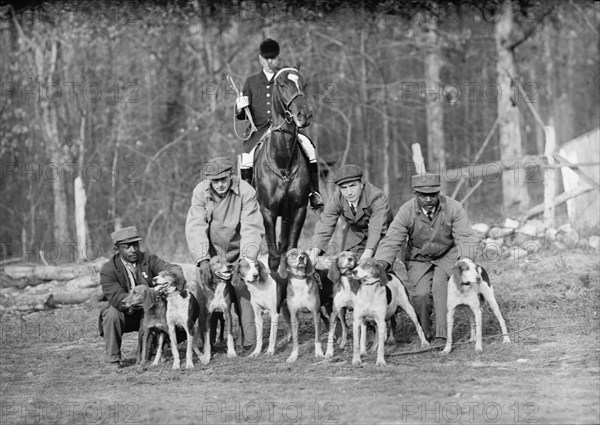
[{"left": 236, "top": 95, "right": 249, "bottom": 111}]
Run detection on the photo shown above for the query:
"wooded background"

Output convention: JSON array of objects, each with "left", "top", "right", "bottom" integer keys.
[{"left": 1, "top": 0, "right": 598, "bottom": 263}]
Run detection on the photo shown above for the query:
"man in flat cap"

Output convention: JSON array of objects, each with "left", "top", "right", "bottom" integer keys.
[
  {"left": 310, "top": 164, "right": 393, "bottom": 262},
  {"left": 374, "top": 173, "right": 479, "bottom": 345},
  {"left": 185, "top": 156, "right": 264, "bottom": 351},
  {"left": 99, "top": 226, "right": 184, "bottom": 367},
  {"left": 235, "top": 38, "right": 325, "bottom": 212}
]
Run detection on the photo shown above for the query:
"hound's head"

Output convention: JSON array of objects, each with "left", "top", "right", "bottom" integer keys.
[
  {"left": 232, "top": 257, "right": 270, "bottom": 287},
  {"left": 327, "top": 251, "right": 359, "bottom": 283},
  {"left": 278, "top": 248, "right": 314, "bottom": 279},
  {"left": 153, "top": 270, "right": 181, "bottom": 294},
  {"left": 121, "top": 284, "right": 150, "bottom": 311},
  {"left": 209, "top": 257, "right": 234, "bottom": 281},
  {"left": 453, "top": 258, "right": 482, "bottom": 286},
  {"left": 351, "top": 258, "right": 388, "bottom": 287}
]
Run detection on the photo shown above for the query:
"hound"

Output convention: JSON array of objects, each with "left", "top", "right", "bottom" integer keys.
[
  {"left": 122, "top": 285, "right": 167, "bottom": 368},
  {"left": 233, "top": 257, "right": 286, "bottom": 357},
  {"left": 278, "top": 248, "right": 325, "bottom": 363},
  {"left": 202, "top": 256, "right": 237, "bottom": 362},
  {"left": 324, "top": 251, "right": 360, "bottom": 358},
  {"left": 442, "top": 258, "right": 510, "bottom": 354},
  {"left": 153, "top": 271, "right": 202, "bottom": 370},
  {"left": 352, "top": 258, "right": 429, "bottom": 366}
]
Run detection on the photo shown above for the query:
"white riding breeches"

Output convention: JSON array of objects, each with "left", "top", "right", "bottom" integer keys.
[{"left": 240, "top": 133, "right": 316, "bottom": 169}]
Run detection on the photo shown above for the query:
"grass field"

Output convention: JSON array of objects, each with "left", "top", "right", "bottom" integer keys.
[{"left": 1, "top": 249, "right": 598, "bottom": 424}]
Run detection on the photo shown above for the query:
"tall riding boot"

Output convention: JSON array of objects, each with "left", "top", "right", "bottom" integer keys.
[
  {"left": 308, "top": 162, "right": 325, "bottom": 212},
  {"left": 240, "top": 167, "right": 253, "bottom": 186}
]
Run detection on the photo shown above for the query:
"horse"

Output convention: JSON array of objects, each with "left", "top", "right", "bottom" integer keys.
[{"left": 254, "top": 67, "right": 313, "bottom": 273}]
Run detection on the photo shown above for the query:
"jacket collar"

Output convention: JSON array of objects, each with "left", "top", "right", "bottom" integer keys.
[
  {"left": 203, "top": 177, "right": 240, "bottom": 202},
  {"left": 414, "top": 195, "right": 446, "bottom": 220}
]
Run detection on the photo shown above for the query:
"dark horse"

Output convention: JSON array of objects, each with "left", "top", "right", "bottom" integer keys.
[{"left": 254, "top": 67, "right": 313, "bottom": 272}]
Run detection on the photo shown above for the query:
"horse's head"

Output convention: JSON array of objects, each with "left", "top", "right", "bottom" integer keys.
[{"left": 272, "top": 67, "right": 312, "bottom": 129}]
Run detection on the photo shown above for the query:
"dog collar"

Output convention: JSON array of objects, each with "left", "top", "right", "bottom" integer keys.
[
  {"left": 287, "top": 272, "right": 308, "bottom": 279},
  {"left": 361, "top": 279, "right": 381, "bottom": 286}
]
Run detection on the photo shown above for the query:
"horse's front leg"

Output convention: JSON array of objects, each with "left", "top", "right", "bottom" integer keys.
[
  {"left": 287, "top": 205, "right": 308, "bottom": 251},
  {"left": 261, "top": 208, "right": 280, "bottom": 272}
]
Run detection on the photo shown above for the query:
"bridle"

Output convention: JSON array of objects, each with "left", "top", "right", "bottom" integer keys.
[{"left": 271, "top": 67, "right": 307, "bottom": 129}]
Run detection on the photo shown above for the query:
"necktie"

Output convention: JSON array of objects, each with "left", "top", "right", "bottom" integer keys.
[
  {"left": 350, "top": 204, "right": 356, "bottom": 215},
  {"left": 124, "top": 262, "right": 137, "bottom": 289},
  {"left": 426, "top": 211, "right": 433, "bottom": 221}
]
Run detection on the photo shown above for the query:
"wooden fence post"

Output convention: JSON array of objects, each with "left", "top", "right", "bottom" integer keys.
[{"left": 543, "top": 126, "right": 557, "bottom": 228}]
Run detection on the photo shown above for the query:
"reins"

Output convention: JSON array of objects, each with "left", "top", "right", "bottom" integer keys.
[{"left": 266, "top": 67, "right": 304, "bottom": 181}]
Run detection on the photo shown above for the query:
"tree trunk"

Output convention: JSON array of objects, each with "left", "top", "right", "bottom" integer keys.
[
  {"left": 495, "top": 0, "right": 531, "bottom": 215},
  {"left": 37, "top": 40, "right": 70, "bottom": 247},
  {"left": 423, "top": 12, "right": 446, "bottom": 191}
]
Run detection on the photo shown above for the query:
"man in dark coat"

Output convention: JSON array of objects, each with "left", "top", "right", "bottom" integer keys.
[
  {"left": 99, "top": 226, "right": 184, "bottom": 367},
  {"left": 310, "top": 164, "right": 393, "bottom": 261},
  {"left": 374, "top": 174, "right": 479, "bottom": 345},
  {"left": 235, "top": 38, "right": 324, "bottom": 212}
]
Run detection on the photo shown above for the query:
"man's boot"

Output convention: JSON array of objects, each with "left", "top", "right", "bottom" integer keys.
[
  {"left": 308, "top": 162, "right": 325, "bottom": 213},
  {"left": 240, "top": 167, "right": 253, "bottom": 186}
]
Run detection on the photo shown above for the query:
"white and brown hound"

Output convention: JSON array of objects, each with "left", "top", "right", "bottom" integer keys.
[
  {"left": 352, "top": 258, "right": 429, "bottom": 366},
  {"left": 233, "top": 257, "right": 287, "bottom": 357},
  {"left": 278, "top": 248, "right": 325, "bottom": 363},
  {"left": 442, "top": 258, "right": 510, "bottom": 354},
  {"left": 324, "top": 251, "right": 360, "bottom": 358},
  {"left": 201, "top": 256, "right": 237, "bottom": 362},
  {"left": 122, "top": 285, "right": 167, "bottom": 368},
  {"left": 153, "top": 271, "right": 202, "bottom": 370}
]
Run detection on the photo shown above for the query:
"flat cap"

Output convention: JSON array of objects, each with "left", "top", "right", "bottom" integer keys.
[
  {"left": 204, "top": 157, "right": 234, "bottom": 180},
  {"left": 111, "top": 226, "right": 142, "bottom": 245},
  {"left": 260, "top": 38, "right": 280, "bottom": 59},
  {"left": 333, "top": 164, "right": 363, "bottom": 185},
  {"left": 412, "top": 173, "right": 441, "bottom": 193}
]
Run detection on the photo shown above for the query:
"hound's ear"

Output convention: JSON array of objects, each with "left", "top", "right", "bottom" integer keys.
[
  {"left": 452, "top": 267, "right": 462, "bottom": 285},
  {"left": 277, "top": 255, "right": 288, "bottom": 279},
  {"left": 142, "top": 288, "right": 154, "bottom": 310},
  {"left": 231, "top": 262, "right": 241, "bottom": 287},
  {"left": 327, "top": 257, "right": 341, "bottom": 283},
  {"left": 258, "top": 261, "right": 270, "bottom": 282},
  {"left": 378, "top": 263, "right": 389, "bottom": 286},
  {"left": 175, "top": 273, "right": 186, "bottom": 291},
  {"left": 305, "top": 255, "right": 316, "bottom": 276}
]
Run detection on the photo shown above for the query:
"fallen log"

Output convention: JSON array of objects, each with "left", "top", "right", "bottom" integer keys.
[
  {"left": 3, "top": 257, "right": 109, "bottom": 281},
  {"left": 0, "top": 289, "right": 56, "bottom": 311}
]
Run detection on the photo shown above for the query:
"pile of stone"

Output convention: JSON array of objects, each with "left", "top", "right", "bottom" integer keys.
[{"left": 473, "top": 219, "right": 599, "bottom": 263}]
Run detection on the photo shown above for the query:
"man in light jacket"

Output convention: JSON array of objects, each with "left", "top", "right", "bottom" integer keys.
[{"left": 185, "top": 157, "right": 265, "bottom": 350}]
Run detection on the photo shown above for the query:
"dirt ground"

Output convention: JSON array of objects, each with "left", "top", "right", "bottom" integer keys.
[{"left": 1, "top": 250, "right": 599, "bottom": 425}]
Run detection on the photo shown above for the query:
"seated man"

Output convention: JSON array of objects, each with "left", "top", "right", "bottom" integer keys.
[
  {"left": 374, "top": 173, "right": 479, "bottom": 345},
  {"left": 235, "top": 38, "right": 324, "bottom": 212},
  {"left": 310, "top": 164, "right": 393, "bottom": 262},
  {"left": 99, "top": 226, "right": 184, "bottom": 368}
]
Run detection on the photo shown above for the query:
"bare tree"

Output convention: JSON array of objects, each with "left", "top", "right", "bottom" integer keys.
[{"left": 494, "top": 0, "right": 531, "bottom": 214}]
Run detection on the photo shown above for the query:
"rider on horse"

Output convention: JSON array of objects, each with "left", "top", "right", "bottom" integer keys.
[{"left": 235, "top": 38, "right": 325, "bottom": 213}]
